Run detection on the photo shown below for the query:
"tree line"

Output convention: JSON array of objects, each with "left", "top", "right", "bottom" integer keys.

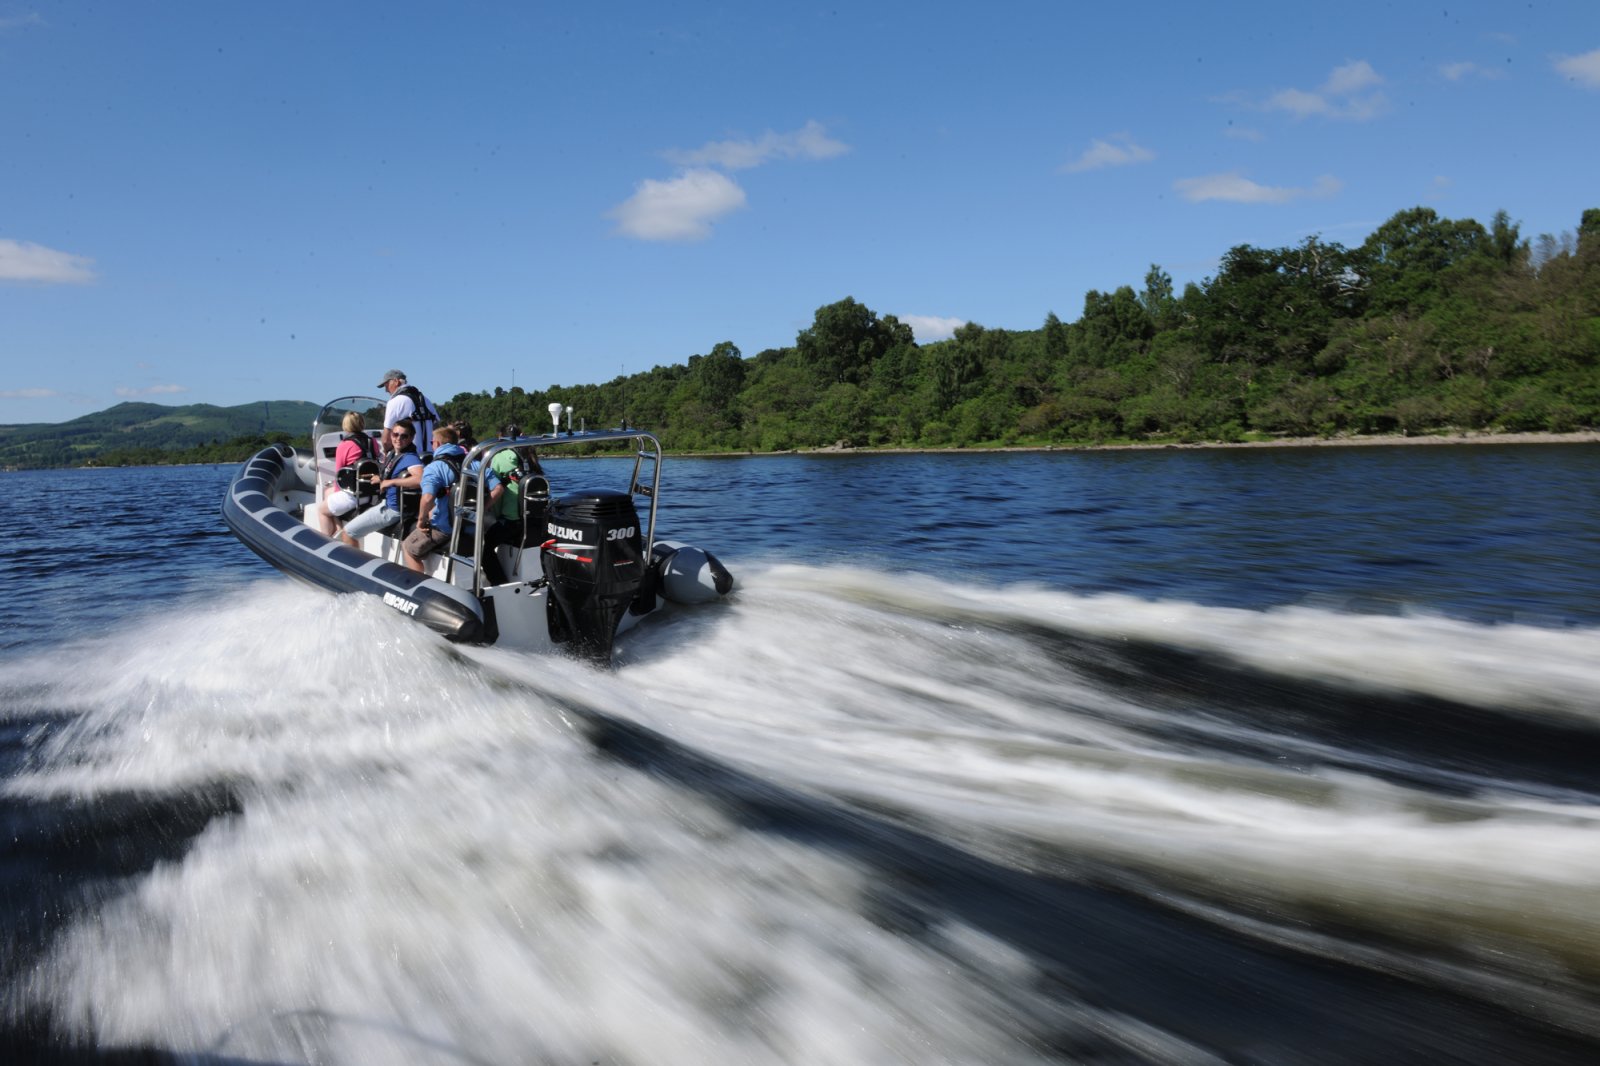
[
  {"left": 27, "top": 203, "right": 1595, "bottom": 469},
  {"left": 440, "top": 205, "right": 1599, "bottom": 451}
]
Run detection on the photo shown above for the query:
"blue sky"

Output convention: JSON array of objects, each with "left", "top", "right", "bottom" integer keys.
[{"left": 2, "top": 1, "right": 1597, "bottom": 425}]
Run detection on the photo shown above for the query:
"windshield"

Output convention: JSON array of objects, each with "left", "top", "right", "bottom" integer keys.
[{"left": 312, "top": 396, "right": 387, "bottom": 443}]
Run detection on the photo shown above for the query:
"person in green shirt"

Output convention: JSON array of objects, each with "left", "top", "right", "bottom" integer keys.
[{"left": 485, "top": 424, "right": 549, "bottom": 555}]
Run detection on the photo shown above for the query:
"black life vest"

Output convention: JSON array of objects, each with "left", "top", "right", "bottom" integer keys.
[
  {"left": 379, "top": 445, "right": 417, "bottom": 483},
  {"left": 372, "top": 447, "right": 421, "bottom": 532},
  {"left": 348, "top": 432, "right": 379, "bottom": 460},
  {"left": 432, "top": 450, "right": 463, "bottom": 476},
  {"left": 396, "top": 384, "right": 437, "bottom": 427}
]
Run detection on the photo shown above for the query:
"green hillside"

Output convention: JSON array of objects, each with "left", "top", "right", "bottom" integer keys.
[
  {"left": 0, "top": 400, "right": 319, "bottom": 469},
  {"left": 440, "top": 205, "right": 1600, "bottom": 451}
]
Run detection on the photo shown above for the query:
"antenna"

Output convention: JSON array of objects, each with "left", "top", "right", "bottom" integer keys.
[{"left": 547, "top": 402, "right": 564, "bottom": 435}]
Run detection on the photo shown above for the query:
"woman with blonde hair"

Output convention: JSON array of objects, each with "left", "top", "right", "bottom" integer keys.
[{"left": 317, "top": 410, "right": 377, "bottom": 544}]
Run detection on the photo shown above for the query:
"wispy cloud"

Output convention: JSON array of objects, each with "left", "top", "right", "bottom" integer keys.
[
  {"left": 1174, "top": 172, "right": 1343, "bottom": 205},
  {"left": 1439, "top": 60, "right": 1505, "bottom": 82},
  {"left": 114, "top": 384, "right": 189, "bottom": 398},
  {"left": 1061, "top": 133, "right": 1154, "bottom": 173},
  {"left": 1223, "top": 125, "right": 1264, "bottom": 142},
  {"left": 900, "top": 315, "right": 966, "bottom": 343},
  {"left": 0, "top": 13, "right": 43, "bottom": 32},
  {"left": 664, "top": 120, "right": 849, "bottom": 170},
  {"left": 1555, "top": 47, "right": 1600, "bottom": 89},
  {"left": 1257, "top": 60, "right": 1387, "bottom": 121},
  {"left": 612, "top": 120, "right": 846, "bottom": 243},
  {"left": 1426, "top": 175, "right": 1454, "bottom": 202},
  {"left": 606, "top": 169, "right": 747, "bottom": 242},
  {"left": 0, "top": 238, "right": 96, "bottom": 284},
  {"left": 1321, "top": 59, "right": 1382, "bottom": 95},
  {"left": 0, "top": 387, "right": 60, "bottom": 399}
]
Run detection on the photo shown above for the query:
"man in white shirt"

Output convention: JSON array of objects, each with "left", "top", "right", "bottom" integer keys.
[{"left": 377, "top": 369, "right": 437, "bottom": 455}]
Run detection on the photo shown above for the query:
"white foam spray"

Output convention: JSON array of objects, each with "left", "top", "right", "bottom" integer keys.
[{"left": 5, "top": 565, "right": 1600, "bottom": 1060}]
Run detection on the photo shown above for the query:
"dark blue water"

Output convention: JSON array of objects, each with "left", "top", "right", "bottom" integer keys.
[
  {"left": 655, "top": 445, "right": 1600, "bottom": 622},
  {"left": 2, "top": 445, "right": 1598, "bottom": 1064}
]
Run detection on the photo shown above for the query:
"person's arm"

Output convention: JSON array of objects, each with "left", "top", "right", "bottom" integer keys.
[
  {"left": 370, "top": 464, "right": 422, "bottom": 492},
  {"left": 391, "top": 466, "right": 423, "bottom": 491},
  {"left": 417, "top": 492, "right": 436, "bottom": 530}
]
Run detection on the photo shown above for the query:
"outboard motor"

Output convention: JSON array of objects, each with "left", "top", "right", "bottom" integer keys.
[{"left": 541, "top": 490, "right": 644, "bottom": 662}]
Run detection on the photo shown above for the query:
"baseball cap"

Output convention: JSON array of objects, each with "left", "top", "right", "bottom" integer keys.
[{"left": 377, "top": 369, "right": 406, "bottom": 387}]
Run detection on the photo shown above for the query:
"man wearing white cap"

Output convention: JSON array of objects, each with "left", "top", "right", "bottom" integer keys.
[{"left": 377, "top": 369, "right": 438, "bottom": 457}]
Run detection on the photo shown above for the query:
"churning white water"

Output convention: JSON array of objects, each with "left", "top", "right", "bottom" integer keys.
[{"left": 5, "top": 565, "right": 1600, "bottom": 1063}]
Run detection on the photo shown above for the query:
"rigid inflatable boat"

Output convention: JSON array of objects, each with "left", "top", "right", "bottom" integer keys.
[{"left": 222, "top": 396, "right": 733, "bottom": 663}]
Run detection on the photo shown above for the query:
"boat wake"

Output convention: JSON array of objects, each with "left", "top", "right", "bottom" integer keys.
[{"left": 3, "top": 566, "right": 1599, "bottom": 1063}]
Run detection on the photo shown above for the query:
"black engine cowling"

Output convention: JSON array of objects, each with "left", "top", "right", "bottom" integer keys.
[{"left": 541, "top": 490, "right": 644, "bottom": 662}]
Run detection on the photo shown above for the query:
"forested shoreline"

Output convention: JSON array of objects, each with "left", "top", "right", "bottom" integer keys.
[
  {"left": 10, "top": 204, "right": 1597, "bottom": 469},
  {"left": 443, "top": 205, "right": 1599, "bottom": 452}
]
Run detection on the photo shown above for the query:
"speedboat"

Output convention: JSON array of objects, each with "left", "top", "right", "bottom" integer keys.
[{"left": 222, "top": 396, "right": 734, "bottom": 663}]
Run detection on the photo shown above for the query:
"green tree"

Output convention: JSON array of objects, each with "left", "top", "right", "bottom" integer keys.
[
  {"left": 795, "top": 297, "right": 906, "bottom": 385},
  {"left": 1358, "top": 206, "right": 1489, "bottom": 313}
]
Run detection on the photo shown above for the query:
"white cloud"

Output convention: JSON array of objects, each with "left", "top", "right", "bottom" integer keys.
[
  {"left": 900, "top": 315, "right": 966, "bottom": 343},
  {"left": 114, "top": 384, "right": 189, "bottom": 398},
  {"left": 1061, "top": 133, "right": 1155, "bottom": 173},
  {"left": 0, "top": 238, "right": 96, "bottom": 284},
  {"left": 1259, "top": 60, "right": 1387, "bottom": 121},
  {"left": 606, "top": 169, "right": 747, "bottom": 242},
  {"left": 0, "top": 13, "right": 43, "bottom": 31},
  {"left": 1174, "top": 172, "right": 1343, "bottom": 205},
  {"left": 1555, "top": 48, "right": 1600, "bottom": 88},
  {"left": 664, "top": 120, "right": 849, "bottom": 170},
  {"left": 1322, "top": 59, "right": 1382, "bottom": 95},
  {"left": 1440, "top": 60, "right": 1504, "bottom": 81},
  {"left": 0, "top": 387, "right": 60, "bottom": 399},
  {"left": 1264, "top": 88, "right": 1327, "bottom": 118},
  {"left": 1223, "top": 125, "right": 1264, "bottom": 141}
]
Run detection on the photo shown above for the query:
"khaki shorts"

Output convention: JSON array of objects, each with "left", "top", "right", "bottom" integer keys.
[{"left": 402, "top": 524, "right": 452, "bottom": 559}]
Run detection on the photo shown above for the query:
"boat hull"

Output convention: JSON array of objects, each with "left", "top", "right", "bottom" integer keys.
[{"left": 222, "top": 444, "right": 487, "bottom": 642}]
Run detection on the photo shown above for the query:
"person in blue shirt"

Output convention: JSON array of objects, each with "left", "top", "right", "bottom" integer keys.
[
  {"left": 401, "top": 424, "right": 468, "bottom": 572},
  {"left": 344, "top": 419, "right": 424, "bottom": 541}
]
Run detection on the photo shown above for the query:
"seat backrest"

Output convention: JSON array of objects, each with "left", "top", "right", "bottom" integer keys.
[
  {"left": 348, "top": 458, "right": 383, "bottom": 506},
  {"left": 316, "top": 432, "right": 343, "bottom": 472}
]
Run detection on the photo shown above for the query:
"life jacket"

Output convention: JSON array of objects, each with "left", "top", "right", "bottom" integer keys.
[
  {"left": 348, "top": 432, "right": 379, "bottom": 460},
  {"left": 379, "top": 445, "right": 417, "bottom": 483},
  {"left": 396, "top": 384, "right": 438, "bottom": 450},
  {"left": 397, "top": 384, "right": 437, "bottom": 422},
  {"left": 431, "top": 449, "right": 464, "bottom": 479},
  {"left": 379, "top": 446, "right": 422, "bottom": 527}
]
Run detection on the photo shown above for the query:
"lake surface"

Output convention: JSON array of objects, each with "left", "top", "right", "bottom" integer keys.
[{"left": 3, "top": 444, "right": 1599, "bottom": 1063}]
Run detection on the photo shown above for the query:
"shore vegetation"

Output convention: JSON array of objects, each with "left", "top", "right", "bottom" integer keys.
[{"left": 444, "top": 205, "right": 1600, "bottom": 452}]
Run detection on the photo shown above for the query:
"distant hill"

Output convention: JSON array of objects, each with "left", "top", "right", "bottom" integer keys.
[{"left": 0, "top": 400, "right": 320, "bottom": 469}]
